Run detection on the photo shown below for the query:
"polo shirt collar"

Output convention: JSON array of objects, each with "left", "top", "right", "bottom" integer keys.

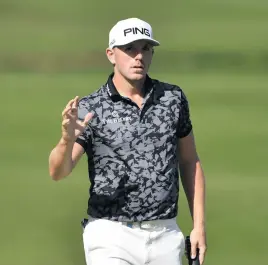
[{"left": 106, "top": 73, "right": 155, "bottom": 101}]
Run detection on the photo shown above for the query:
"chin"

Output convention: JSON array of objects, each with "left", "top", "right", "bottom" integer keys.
[{"left": 128, "top": 72, "right": 146, "bottom": 81}]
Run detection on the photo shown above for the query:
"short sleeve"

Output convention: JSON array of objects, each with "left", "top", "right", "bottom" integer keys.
[
  {"left": 176, "top": 91, "right": 193, "bottom": 138},
  {"left": 75, "top": 98, "right": 92, "bottom": 151}
]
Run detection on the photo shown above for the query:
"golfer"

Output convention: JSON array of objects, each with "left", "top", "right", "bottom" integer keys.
[{"left": 49, "top": 17, "right": 207, "bottom": 265}]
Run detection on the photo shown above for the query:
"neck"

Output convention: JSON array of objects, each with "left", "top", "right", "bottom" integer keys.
[{"left": 112, "top": 72, "right": 146, "bottom": 98}]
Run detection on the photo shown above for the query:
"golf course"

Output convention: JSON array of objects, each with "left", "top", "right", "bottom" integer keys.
[{"left": 0, "top": 0, "right": 267, "bottom": 264}]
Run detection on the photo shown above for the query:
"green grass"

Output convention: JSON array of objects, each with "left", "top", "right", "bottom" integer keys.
[
  {"left": 0, "top": 71, "right": 267, "bottom": 265},
  {"left": 1, "top": 0, "right": 268, "bottom": 53},
  {"left": 1, "top": 0, "right": 267, "bottom": 74}
]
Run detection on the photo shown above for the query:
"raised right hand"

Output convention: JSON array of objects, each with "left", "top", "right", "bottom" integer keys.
[{"left": 61, "top": 96, "right": 93, "bottom": 143}]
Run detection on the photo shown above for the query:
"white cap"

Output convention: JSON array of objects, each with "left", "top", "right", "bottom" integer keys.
[{"left": 108, "top": 18, "right": 160, "bottom": 48}]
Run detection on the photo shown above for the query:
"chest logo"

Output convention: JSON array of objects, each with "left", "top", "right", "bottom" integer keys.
[
  {"left": 112, "top": 111, "right": 119, "bottom": 118},
  {"left": 102, "top": 111, "right": 133, "bottom": 124}
]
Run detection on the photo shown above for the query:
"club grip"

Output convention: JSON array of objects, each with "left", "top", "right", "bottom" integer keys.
[{"left": 185, "top": 236, "right": 201, "bottom": 265}]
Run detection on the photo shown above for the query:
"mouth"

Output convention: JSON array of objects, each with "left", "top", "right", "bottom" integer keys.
[{"left": 132, "top": 66, "right": 144, "bottom": 70}]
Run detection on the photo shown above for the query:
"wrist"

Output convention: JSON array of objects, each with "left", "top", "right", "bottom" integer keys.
[
  {"left": 193, "top": 221, "right": 206, "bottom": 230},
  {"left": 60, "top": 137, "right": 75, "bottom": 146}
]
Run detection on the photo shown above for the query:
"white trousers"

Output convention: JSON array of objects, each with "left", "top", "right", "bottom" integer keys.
[{"left": 82, "top": 216, "right": 185, "bottom": 265}]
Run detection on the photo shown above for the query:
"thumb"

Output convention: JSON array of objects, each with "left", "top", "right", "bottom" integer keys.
[{"left": 83, "top": 112, "right": 94, "bottom": 125}]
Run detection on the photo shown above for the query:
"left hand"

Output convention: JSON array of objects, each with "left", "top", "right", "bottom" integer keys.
[{"left": 190, "top": 227, "right": 207, "bottom": 264}]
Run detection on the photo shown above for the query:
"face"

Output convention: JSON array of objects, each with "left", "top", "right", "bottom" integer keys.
[{"left": 106, "top": 40, "right": 154, "bottom": 82}]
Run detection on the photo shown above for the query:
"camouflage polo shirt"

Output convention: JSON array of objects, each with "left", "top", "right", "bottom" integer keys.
[{"left": 76, "top": 73, "right": 192, "bottom": 222}]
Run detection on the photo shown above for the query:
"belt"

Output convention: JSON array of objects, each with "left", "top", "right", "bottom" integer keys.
[
  {"left": 123, "top": 221, "right": 141, "bottom": 228},
  {"left": 82, "top": 216, "right": 177, "bottom": 230},
  {"left": 119, "top": 218, "right": 177, "bottom": 229}
]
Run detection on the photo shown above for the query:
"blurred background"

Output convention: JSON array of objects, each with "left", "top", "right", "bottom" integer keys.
[{"left": 0, "top": 0, "right": 267, "bottom": 264}]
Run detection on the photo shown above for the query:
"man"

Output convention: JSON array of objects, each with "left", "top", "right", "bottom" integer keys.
[{"left": 49, "top": 18, "right": 207, "bottom": 265}]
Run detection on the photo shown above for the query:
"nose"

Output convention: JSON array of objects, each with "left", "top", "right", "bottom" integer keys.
[{"left": 135, "top": 49, "right": 143, "bottom": 60}]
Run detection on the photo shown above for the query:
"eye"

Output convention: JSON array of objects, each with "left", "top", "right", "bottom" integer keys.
[
  {"left": 124, "top": 46, "right": 133, "bottom": 52},
  {"left": 143, "top": 45, "right": 151, "bottom": 51}
]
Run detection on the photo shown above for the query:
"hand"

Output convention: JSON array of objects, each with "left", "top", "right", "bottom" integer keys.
[
  {"left": 61, "top": 96, "right": 93, "bottom": 143},
  {"left": 190, "top": 227, "right": 207, "bottom": 264}
]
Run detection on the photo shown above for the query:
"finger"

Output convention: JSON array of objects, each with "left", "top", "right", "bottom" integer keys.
[
  {"left": 62, "top": 99, "right": 75, "bottom": 117},
  {"left": 72, "top": 96, "right": 79, "bottom": 109},
  {"left": 64, "top": 111, "right": 76, "bottom": 120},
  {"left": 199, "top": 247, "right": 207, "bottom": 264},
  {"left": 66, "top": 99, "right": 75, "bottom": 109},
  {"left": 70, "top": 97, "right": 80, "bottom": 115},
  {"left": 62, "top": 106, "right": 72, "bottom": 118},
  {"left": 62, "top": 119, "right": 70, "bottom": 128},
  {"left": 83, "top": 112, "right": 94, "bottom": 126},
  {"left": 191, "top": 241, "right": 198, "bottom": 259}
]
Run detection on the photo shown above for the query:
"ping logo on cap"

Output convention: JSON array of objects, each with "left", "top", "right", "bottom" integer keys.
[
  {"left": 123, "top": 27, "right": 151, "bottom": 37},
  {"left": 108, "top": 18, "right": 160, "bottom": 48}
]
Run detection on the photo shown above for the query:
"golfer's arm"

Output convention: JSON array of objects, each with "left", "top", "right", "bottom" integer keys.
[
  {"left": 49, "top": 138, "right": 84, "bottom": 181},
  {"left": 178, "top": 131, "right": 206, "bottom": 229}
]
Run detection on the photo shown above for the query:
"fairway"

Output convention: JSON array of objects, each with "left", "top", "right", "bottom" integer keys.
[
  {"left": 1, "top": 71, "right": 267, "bottom": 265},
  {"left": 0, "top": 0, "right": 267, "bottom": 264}
]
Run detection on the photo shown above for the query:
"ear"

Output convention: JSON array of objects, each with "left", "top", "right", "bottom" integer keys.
[{"left": 106, "top": 48, "right": 115, "bottom": 65}]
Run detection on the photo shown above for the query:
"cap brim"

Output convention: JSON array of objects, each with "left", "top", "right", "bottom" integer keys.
[
  {"left": 110, "top": 36, "right": 160, "bottom": 48},
  {"left": 146, "top": 39, "right": 160, "bottom": 46}
]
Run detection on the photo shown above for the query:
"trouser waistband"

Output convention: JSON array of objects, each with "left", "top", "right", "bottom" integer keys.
[{"left": 83, "top": 216, "right": 177, "bottom": 229}]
